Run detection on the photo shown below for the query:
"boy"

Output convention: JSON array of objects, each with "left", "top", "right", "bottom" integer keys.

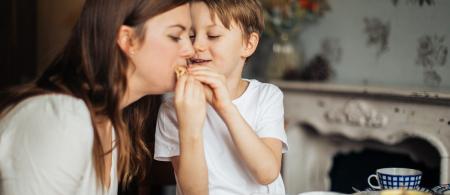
[{"left": 155, "top": 0, "right": 288, "bottom": 194}]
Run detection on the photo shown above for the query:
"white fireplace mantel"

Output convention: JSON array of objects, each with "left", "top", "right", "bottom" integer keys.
[{"left": 273, "top": 81, "right": 450, "bottom": 194}]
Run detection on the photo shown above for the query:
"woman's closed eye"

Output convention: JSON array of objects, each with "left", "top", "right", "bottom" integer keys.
[{"left": 168, "top": 35, "right": 182, "bottom": 42}]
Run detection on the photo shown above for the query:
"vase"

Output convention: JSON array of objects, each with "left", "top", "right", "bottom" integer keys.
[{"left": 266, "top": 32, "right": 303, "bottom": 80}]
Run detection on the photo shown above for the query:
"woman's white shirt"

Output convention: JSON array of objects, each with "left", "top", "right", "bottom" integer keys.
[{"left": 0, "top": 94, "right": 117, "bottom": 195}]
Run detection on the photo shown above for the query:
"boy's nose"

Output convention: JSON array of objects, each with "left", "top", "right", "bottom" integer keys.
[{"left": 193, "top": 39, "right": 207, "bottom": 52}]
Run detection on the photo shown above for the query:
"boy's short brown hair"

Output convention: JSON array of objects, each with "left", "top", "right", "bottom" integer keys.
[{"left": 192, "top": 0, "right": 265, "bottom": 41}]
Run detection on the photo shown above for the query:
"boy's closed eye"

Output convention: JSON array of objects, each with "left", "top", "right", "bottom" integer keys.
[
  {"left": 207, "top": 28, "right": 222, "bottom": 40},
  {"left": 189, "top": 34, "right": 222, "bottom": 39},
  {"left": 207, "top": 34, "right": 221, "bottom": 39}
]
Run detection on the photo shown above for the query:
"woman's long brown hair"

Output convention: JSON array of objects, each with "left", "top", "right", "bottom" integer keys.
[{"left": 0, "top": 0, "right": 189, "bottom": 188}]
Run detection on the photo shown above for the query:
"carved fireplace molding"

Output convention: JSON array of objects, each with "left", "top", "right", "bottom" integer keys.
[{"left": 273, "top": 81, "right": 450, "bottom": 194}]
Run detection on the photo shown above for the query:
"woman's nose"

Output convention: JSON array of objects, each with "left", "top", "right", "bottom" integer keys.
[{"left": 181, "top": 41, "right": 195, "bottom": 58}]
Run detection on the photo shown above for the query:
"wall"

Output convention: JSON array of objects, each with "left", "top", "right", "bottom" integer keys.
[
  {"left": 1, "top": 0, "right": 37, "bottom": 88},
  {"left": 300, "top": 0, "right": 450, "bottom": 92},
  {"left": 37, "top": 0, "right": 83, "bottom": 73}
]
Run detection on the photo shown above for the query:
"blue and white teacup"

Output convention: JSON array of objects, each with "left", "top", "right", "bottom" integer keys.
[{"left": 367, "top": 168, "right": 422, "bottom": 190}]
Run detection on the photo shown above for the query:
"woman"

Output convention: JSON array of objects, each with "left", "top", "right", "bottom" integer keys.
[{"left": 0, "top": 0, "right": 208, "bottom": 194}]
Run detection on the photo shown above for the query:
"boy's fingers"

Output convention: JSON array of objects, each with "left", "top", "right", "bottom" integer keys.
[
  {"left": 191, "top": 72, "right": 225, "bottom": 87},
  {"left": 192, "top": 75, "right": 217, "bottom": 86},
  {"left": 189, "top": 65, "right": 218, "bottom": 73},
  {"left": 189, "top": 64, "right": 213, "bottom": 70},
  {"left": 193, "top": 75, "right": 227, "bottom": 92},
  {"left": 190, "top": 70, "right": 218, "bottom": 78},
  {"left": 190, "top": 70, "right": 224, "bottom": 81}
]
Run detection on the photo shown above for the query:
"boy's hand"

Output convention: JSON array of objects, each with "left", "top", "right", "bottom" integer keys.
[
  {"left": 174, "top": 74, "right": 207, "bottom": 136},
  {"left": 189, "top": 65, "right": 233, "bottom": 111}
]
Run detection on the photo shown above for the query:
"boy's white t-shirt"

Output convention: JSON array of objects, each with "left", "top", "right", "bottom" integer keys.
[
  {"left": 0, "top": 94, "right": 118, "bottom": 195},
  {"left": 154, "top": 79, "right": 288, "bottom": 195}
]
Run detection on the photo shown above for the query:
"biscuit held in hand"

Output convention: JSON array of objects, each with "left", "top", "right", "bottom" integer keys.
[{"left": 175, "top": 66, "right": 187, "bottom": 78}]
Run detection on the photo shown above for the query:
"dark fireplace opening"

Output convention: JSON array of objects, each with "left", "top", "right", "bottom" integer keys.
[{"left": 329, "top": 138, "right": 440, "bottom": 194}]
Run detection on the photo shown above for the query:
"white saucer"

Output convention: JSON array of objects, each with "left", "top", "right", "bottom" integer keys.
[
  {"left": 432, "top": 184, "right": 450, "bottom": 195},
  {"left": 363, "top": 187, "right": 431, "bottom": 193},
  {"left": 299, "top": 191, "right": 348, "bottom": 195}
]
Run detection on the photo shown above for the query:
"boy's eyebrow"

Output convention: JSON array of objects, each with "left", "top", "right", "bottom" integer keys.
[{"left": 168, "top": 24, "right": 187, "bottom": 30}]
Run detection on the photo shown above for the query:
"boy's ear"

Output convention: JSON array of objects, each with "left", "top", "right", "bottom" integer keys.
[
  {"left": 241, "top": 32, "right": 260, "bottom": 58},
  {"left": 117, "top": 25, "right": 137, "bottom": 56}
]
